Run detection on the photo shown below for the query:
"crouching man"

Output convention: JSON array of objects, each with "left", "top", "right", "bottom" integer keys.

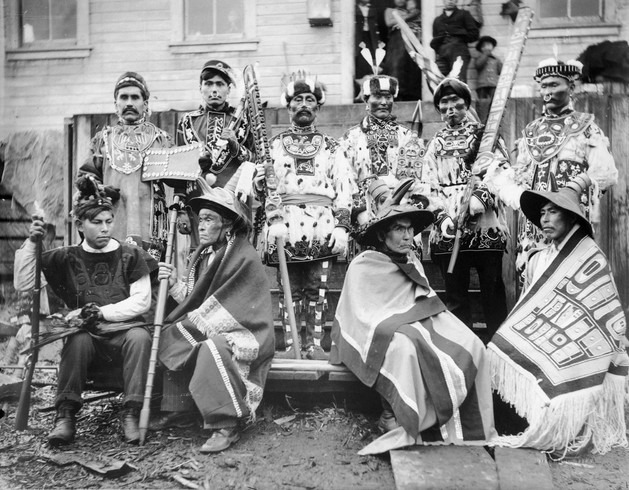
[
  {"left": 153, "top": 183, "right": 275, "bottom": 453},
  {"left": 13, "top": 177, "right": 157, "bottom": 445}
]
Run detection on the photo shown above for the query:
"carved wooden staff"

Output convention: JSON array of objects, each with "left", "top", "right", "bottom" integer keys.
[
  {"left": 447, "top": 7, "right": 535, "bottom": 273},
  {"left": 14, "top": 217, "right": 42, "bottom": 430},
  {"left": 138, "top": 143, "right": 203, "bottom": 444},
  {"left": 244, "top": 64, "right": 301, "bottom": 359}
]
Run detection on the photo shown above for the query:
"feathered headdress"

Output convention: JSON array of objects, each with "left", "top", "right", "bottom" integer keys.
[
  {"left": 280, "top": 70, "right": 326, "bottom": 107},
  {"left": 72, "top": 175, "right": 120, "bottom": 220}
]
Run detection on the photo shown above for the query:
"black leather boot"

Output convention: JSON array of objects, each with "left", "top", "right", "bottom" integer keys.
[
  {"left": 48, "top": 402, "right": 78, "bottom": 446},
  {"left": 120, "top": 405, "right": 141, "bottom": 444}
]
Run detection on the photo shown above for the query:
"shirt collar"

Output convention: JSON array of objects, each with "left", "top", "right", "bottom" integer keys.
[{"left": 81, "top": 239, "right": 120, "bottom": 253}]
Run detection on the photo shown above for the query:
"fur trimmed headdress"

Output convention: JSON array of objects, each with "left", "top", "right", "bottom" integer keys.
[
  {"left": 534, "top": 58, "right": 583, "bottom": 82},
  {"left": 72, "top": 175, "right": 120, "bottom": 221},
  {"left": 362, "top": 75, "right": 399, "bottom": 101},
  {"left": 280, "top": 71, "right": 326, "bottom": 107}
]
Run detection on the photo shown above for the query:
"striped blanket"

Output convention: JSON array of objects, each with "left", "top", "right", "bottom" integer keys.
[
  {"left": 331, "top": 251, "right": 495, "bottom": 454},
  {"left": 489, "top": 226, "right": 628, "bottom": 455}
]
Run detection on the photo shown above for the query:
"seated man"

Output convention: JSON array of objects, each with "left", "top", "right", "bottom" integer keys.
[
  {"left": 153, "top": 182, "right": 274, "bottom": 453},
  {"left": 331, "top": 181, "right": 496, "bottom": 455},
  {"left": 13, "top": 176, "right": 157, "bottom": 445},
  {"left": 488, "top": 175, "right": 628, "bottom": 459}
]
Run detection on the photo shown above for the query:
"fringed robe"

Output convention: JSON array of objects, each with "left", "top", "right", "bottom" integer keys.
[
  {"left": 331, "top": 250, "right": 496, "bottom": 454},
  {"left": 158, "top": 233, "right": 275, "bottom": 426},
  {"left": 488, "top": 226, "right": 628, "bottom": 456}
]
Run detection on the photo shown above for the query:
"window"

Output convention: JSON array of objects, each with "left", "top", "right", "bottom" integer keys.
[
  {"left": 170, "top": 0, "right": 257, "bottom": 53},
  {"left": 538, "top": 0, "right": 602, "bottom": 20},
  {"left": 5, "top": 0, "right": 90, "bottom": 60},
  {"left": 20, "top": 0, "right": 77, "bottom": 45},
  {"left": 186, "top": 0, "right": 245, "bottom": 38}
]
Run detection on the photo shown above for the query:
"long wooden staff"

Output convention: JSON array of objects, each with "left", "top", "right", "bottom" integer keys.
[
  {"left": 447, "top": 7, "right": 534, "bottom": 273},
  {"left": 14, "top": 223, "right": 42, "bottom": 430},
  {"left": 138, "top": 195, "right": 181, "bottom": 444},
  {"left": 244, "top": 65, "right": 300, "bottom": 359}
]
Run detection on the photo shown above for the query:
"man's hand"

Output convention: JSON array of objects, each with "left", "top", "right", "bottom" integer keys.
[
  {"left": 328, "top": 227, "right": 348, "bottom": 257},
  {"left": 440, "top": 217, "right": 456, "bottom": 238},
  {"left": 158, "top": 262, "right": 177, "bottom": 287},
  {"left": 253, "top": 162, "right": 266, "bottom": 192},
  {"left": 220, "top": 128, "right": 239, "bottom": 154},
  {"left": 29, "top": 216, "right": 46, "bottom": 242},
  {"left": 469, "top": 195, "right": 485, "bottom": 216}
]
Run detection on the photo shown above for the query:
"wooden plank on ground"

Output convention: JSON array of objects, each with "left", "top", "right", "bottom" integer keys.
[
  {"left": 0, "top": 373, "right": 22, "bottom": 401},
  {"left": 390, "top": 446, "right": 498, "bottom": 490},
  {"left": 493, "top": 447, "right": 553, "bottom": 490}
]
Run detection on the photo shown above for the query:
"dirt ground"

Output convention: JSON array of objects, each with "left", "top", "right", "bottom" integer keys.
[{"left": 0, "top": 324, "right": 628, "bottom": 489}]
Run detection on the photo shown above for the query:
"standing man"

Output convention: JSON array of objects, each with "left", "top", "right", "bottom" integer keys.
[
  {"left": 488, "top": 58, "right": 618, "bottom": 271},
  {"left": 254, "top": 75, "right": 355, "bottom": 360},
  {"left": 341, "top": 75, "right": 425, "bottom": 226},
  {"left": 79, "top": 72, "right": 172, "bottom": 259},
  {"left": 14, "top": 177, "right": 156, "bottom": 445},
  {"left": 177, "top": 60, "right": 255, "bottom": 194},
  {"left": 424, "top": 78, "right": 510, "bottom": 342},
  {"left": 430, "top": 0, "right": 479, "bottom": 83}
]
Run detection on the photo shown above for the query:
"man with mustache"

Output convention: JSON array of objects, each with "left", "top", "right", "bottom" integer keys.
[
  {"left": 78, "top": 72, "right": 172, "bottom": 259},
  {"left": 422, "top": 78, "right": 510, "bottom": 343},
  {"left": 254, "top": 75, "right": 355, "bottom": 360},
  {"left": 13, "top": 176, "right": 157, "bottom": 446},
  {"left": 486, "top": 58, "right": 618, "bottom": 276},
  {"left": 340, "top": 75, "right": 426, "bottom": 227}
]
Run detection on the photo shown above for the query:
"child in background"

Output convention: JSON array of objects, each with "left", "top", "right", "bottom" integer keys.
[{"left": 474, "top": 36, "right": 502, "bottom": 100}]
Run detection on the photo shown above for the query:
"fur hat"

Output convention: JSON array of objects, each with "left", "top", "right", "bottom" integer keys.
[
  {"left": 433, "top": 77, "right": 472, "bottom": 108},
  {"left": 200, "top": 59, "right": 236, "bottom": 85},
  {"left": 72, "top": 175, "right": 120, "bottom": 221},
  {"left": 520, "top": 174, "right": 592, "bottom": 237},
  {"left": 280, "top": 72, "right": 326, "bottom": 107},
  {"left": 362, "top": 75, "right": 399, "bottom": 100},
  {"left": 534, "top": 58, "right": 583, "bottom": 82},
  {"left": 358, "top": 179, "right": 433, "bottom": 246},
  {"left": 114, "top": 72, "right": 150, "bottom": 100}
]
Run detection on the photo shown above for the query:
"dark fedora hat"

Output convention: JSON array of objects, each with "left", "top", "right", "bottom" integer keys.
[
  {"left": 476, "top": 36, "right": 497, "bottom": 52},
  {"left": 357, "top": 179, "right": 434, "bottom": 246},
  {"left": 520, "top": 174, "right": 593, "bottom": 237}
]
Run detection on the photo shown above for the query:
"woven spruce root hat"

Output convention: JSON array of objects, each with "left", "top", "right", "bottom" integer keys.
[
  {"left": 520, "top": 174, "right": 593, "bottom": 237},
  {"left": 358, "top": 179, "right": 434, "bottom": 247}
]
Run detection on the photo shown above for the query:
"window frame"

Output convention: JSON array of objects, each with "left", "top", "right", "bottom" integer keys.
[
  {"left": 4, "top": 0, "right": 90, "bottom": 60},
  {"left": 529, "top": 0, "right": 621, "bottom": 39},
  {"left": 169, "top": 0, "right": 259, "bottom": 54}
]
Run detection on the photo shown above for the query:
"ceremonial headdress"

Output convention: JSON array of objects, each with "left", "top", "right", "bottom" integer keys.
[
  {"left": 280, "top": 71, "right": 326, "bottom": 107},
  {"left": 534, "top": 58, "right": 583, "bottom": 82},
  {"left": 476, "top": 36, "right": 497, "bottom": 52},
  {"left": 358, "top": 179, "right": 434, "bottom": 246},
  {"left": 433, "top": 77, "right": 472, "bottom": 108},
  {"left": 520, "top": 174, "right": 592, "bottom": 237},
  {"left": 114, "top": 71, "right": 150, "bottom": 100},
  {"left": 188, "top": 178, "right": 250, "bottom": 232},
  {"left": 72, "top": 175, "right": 120, "bottom": 221},
  {"left": 200, "top": 59, "right": 236, "bottom": 86},
  {"left": 362, "top": 75, "right": 399, "bottom": 101},
  {"left": 368, "top": 178, "right": 390, "bottom": 203}
]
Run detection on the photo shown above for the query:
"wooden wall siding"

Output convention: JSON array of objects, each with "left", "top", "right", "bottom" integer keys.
[{"left": 2, "top": 1, "right": 627, "bottom": 137}]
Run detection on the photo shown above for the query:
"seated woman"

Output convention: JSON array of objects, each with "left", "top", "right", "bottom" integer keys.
[
  {"left": 489, "top": 175, "right": 628, "bottom": 459},
  {"left": 153, "top": 182, "right": 275, "bottom": 453},
  {"left": 331, "top": 182, "right": 496, "bottom": 454}
]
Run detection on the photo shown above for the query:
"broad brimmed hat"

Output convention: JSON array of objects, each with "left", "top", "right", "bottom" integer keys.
[
  {"left": 114, "top": 71, "right": 150, "bottom": 100},
  {"left": 362, "top": 75, "right": 399, "bottom": 101},
  {"left": 200, "top": 60, "right": 236, "bottom": 85},
  {"left": 520, "top": 174, "right": 592, "bottom": 237},
  {"left": 433, "top": 77, "right": 472, "bottom": 108},
  {"left": 358, "top": 179, "right": 433, "bottom": 246},
  {"left": 187, "top": 179, "right": 244, "bottom": 222},
  {"left": 476, "top": 36, "right": 497, "bottom": 52}
]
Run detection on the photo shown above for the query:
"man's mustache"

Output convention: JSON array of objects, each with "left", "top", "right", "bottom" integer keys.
[{"left": 123, "top": 107, "right": 139, "bottom": 114}]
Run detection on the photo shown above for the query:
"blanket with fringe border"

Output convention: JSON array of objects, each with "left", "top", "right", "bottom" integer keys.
[{"left": 488, "top": 226, "right": 628, "bottom": 456}]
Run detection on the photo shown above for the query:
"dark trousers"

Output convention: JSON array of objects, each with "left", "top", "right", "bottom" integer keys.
[
  {"left": 433, "top": 251, "right": 507, "bottom": 342},
  {"left": 436, "top": 40, "right": 472, "bottom": 83},
  {"left": 55, "top": 328, "right": 151, "bottom": 409}
]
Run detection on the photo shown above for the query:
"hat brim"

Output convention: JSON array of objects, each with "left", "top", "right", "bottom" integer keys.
[
  {"left": 188, "top": 196, "right": 238, "bottom": 221},
  {"left": 201, "top": 67, "right": 234, "bottom": 85},
  {"left": 520, "top": 190, "right": 593, "bottom": 237},
  {"left": 358, "top": 209, "right": 434, "bottom": 246}
]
